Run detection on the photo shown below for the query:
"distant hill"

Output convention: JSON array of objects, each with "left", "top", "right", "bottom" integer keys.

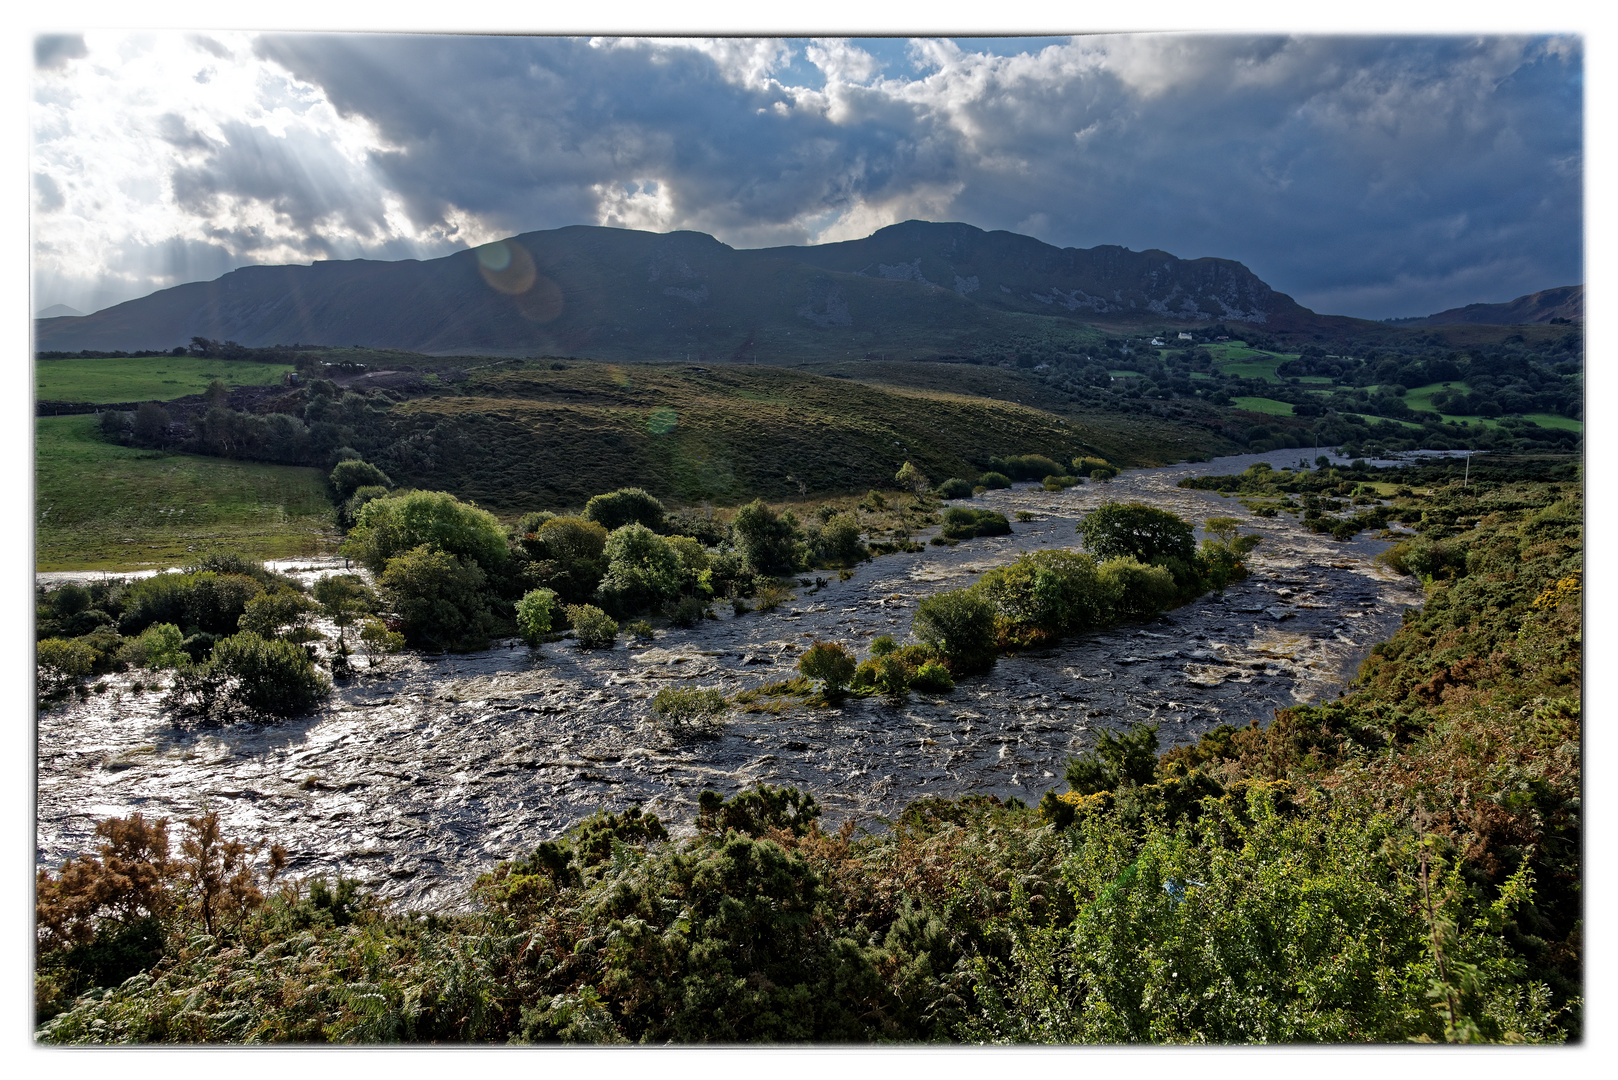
[
  {"left": 35, "top": 304, "right": 84, "bottom": 319},
  {"left": 1389, "top": 285, "right": 1583, "bottom": 327},
  {"left": 33, "top": 221, "right": 1325, "bottom": 359}
]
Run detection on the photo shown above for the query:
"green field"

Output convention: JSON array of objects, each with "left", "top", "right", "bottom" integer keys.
[
  {"left": 1229, "top": 396, "right": 1299, "bottom": 416},
  {"left": 35, "top": 415, "right": 336, "bottom": 571},
  {"left": 36, "top": 355, "right": 295, "bottom": 404},
  {"left": 1521, "top": 412, "right": 1583, "bottom": 432}
]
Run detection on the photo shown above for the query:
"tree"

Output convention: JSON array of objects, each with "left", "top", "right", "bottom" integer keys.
[
  {"left": 313, "top": 574, "right": 376, "bottom": 655},
  {"left": 1076, "top": 502, "right": 1197, "bottom": 565},
  {"left": 895, "top": 461, "right": 930, "bottom": 494},
  {"left": 343, "top": 490, "right": 509, "bottom": 575},
  {"left": 798, "top": 641, "right": 857, "bottom": 697},
  {"left": 329, "top": 459, "right": 392, "bottom": 502},
  {"left": 165, "top": 631, "right": 331, "bottom": 718},
  {"left": 131, "top": 402, "right": 171, "bottom": 447},
  {"left": 358, "top": 618, "right": 404, "bottom": 668},
  {"left": 377, "top": 545, "right": 496, "bottom": 652},
  {"left": 583, "top": 487, "right": 666, "bottom": 532}
]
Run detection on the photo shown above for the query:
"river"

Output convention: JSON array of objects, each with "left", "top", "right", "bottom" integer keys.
[{"left": 36, "top": 449, "right": 1421, "bottom": 910}]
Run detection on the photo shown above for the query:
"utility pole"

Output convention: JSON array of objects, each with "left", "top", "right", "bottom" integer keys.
[{"left": 1463, "top": 451, "right": 1470, "bottom": 488}]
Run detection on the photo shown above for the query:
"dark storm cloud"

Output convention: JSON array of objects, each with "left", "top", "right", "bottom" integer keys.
[
  {"left": 219, "top": 34, "right": 1582, "bottom": 318},
  {"left": 35, "top": 34, "right": 86, "bottom": 70}
]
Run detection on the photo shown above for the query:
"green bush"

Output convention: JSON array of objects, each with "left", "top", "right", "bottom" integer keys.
[
  {"left": 812, "top": 513, "right": 865, "bottom": 566},
  {"left": 237, "top": 588, "right": 320, "bottom": 641},
  {"left": 1096, "top": 557, "right": 1178, "bottom": 620},
  {"left": 939, "top": 508, "right": 1012, "bottom": 541},
  {"left": 1065, "top": 723, "right": 1160, "bottom": 795},
  {"left": 118, "top": 571, "right": 264, "bottom": 638},
  {"left": 1088, "top": 465, "right": 1119, "bottom": 482},
  {"left": 343, "top": 490, "right": 509, "bottom": 575},
  {"left": 123, "top": 623, "right": 186, "bottom": 670},
  {"left": 627, "top": 619, "right": 656, "bottom": 641},
  {"left": 732, "top": 500, "right": 805, "bottom": 575},
  {"left": 696, "top": 784, "right": 821, "bottom": 838},
  {"left": 977, "top": 550, "right": 1108, "bottom": 636},
  {"left": 209, "top": 632, "right": 331, "bottom": 716},
  {"left": 583, "top": 487, "right": 666, "bottom": 533},
  {"left": 910, "top": 660, "right": 955, "bottom": 693},
  {"left": 935, "top": 478, "right": 974, "bottom": 499},
  {"left": 869, "top": 634, "right": 898, "bottom": 657},
  {"left": 37, "top": 638, "right": 96, "bottom": 693},
  {"left": 329, "top": 459, "right": 392, "bottom": 502},
  {"left": 566, "top": 604, "right": 618, "bottom": 649},
  {"left": 978, "top": 471, "right": 1012, "bottom": 490},
  {"left": 895, "top": 461, "right": 930, "bottom": 493},
  {"left": 913, "top": 588, "right": 999, "bottom": 673},
  {"left": 988, "top": 454, "right": 1064, "bottom": 481},
  {"left": 378, "top": 545, "right": 496, "bottom": 652},
  {"left": 1041, "top": 474, "right": 1079, "bottom": 490},
  {"left": 595, "top": 524, "right": 682, "bottom": 615},
  {"left": 1077, "top": 502, "right": 1196, "bottom": 564},
  {"left": 515, "top": 588, "right": 558, "bottom": 646},
  {"left": 651, "top": 686, "right": 728, "bottom": 727},
  {"left": 798, "top": 641, "right": 857, "bottom": 696},
  {"left": 357, "top": 618, "right": 404, "bottom": 667},
  {"left": 662, "top": 595, "right": 710, "bottom": 628}
]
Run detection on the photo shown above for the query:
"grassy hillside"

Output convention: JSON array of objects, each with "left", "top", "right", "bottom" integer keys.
[
  {"left": 37, "top": 356, "right": 295, "bottom": 404},
  {"left": 362, "top": 360, "right": 1236, "bottom": 513},
  {"left": 35, "top": 415, "right": 336, "bottom": 571}
]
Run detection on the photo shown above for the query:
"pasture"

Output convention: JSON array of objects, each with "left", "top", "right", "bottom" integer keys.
[{"left": 36, "top": 355, "right": 295, "bottom": 404}]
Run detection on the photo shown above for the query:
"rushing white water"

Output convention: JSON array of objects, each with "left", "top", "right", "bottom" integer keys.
[{"left": 36, "top": 449, "right": 1420, "bottom": 910}]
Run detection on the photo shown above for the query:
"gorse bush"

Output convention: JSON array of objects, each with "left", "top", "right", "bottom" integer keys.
[
  {"left": 912, "top": 589, "right": 999, "bottom": 673},
  {"left": 164, "top": 631, "right": 330, "bottom": 719},
  {"left": 977, "top": 471, "right": 1012, "bottom": 490},
  {"left": 939, "top": 508, "right": 1012, "bottom": 541},
  {"left": 935, "top": 478, "right": 974, "bottom": 499},
  {"left": 797, "top": 640, "right": 857, "bottom": 696}
]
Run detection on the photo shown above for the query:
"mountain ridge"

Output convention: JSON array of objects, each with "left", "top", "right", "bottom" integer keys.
[
  {"left": 34, "top": 220, "right": 1562, "bottom": 358},
  {"left": 1387, "top": 285, "right": 1583, "bottom": 327}
]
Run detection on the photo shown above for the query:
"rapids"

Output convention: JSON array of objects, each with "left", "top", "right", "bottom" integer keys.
[{"left": 36, "top": 449, "right": 1421, "bottom": 909}]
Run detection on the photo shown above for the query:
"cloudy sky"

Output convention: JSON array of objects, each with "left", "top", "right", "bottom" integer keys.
[{"left": 31, "top": 30, "right": 1583, "bottom": 320}]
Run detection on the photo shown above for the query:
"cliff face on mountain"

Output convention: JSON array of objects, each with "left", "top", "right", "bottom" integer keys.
[{"left": 34, "top": 220, "right": 1314, "bottom": 358}]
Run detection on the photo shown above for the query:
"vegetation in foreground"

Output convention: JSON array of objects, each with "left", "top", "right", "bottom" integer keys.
[{"left": 35, "top": 455, "right": 1580, "bottom": 1044}]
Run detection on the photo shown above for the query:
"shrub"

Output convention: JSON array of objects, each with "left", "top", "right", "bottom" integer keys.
[
  {"left": 329, "top": 459, "right": 392, "bottom": 502},
  {"left": 627, "top": 619, "right": 656, "bottom": 641},
  {"left": 1077, "top": 502, "right": 1196, "bottom": 564},
  {"left": 978, "top": 471, "right": 1012, "bottom": 490},
  {"left": 118, "top": 571, "right": 263, "bottom": 638},
  {"left": 595, "top": 524, "right": 682, "bottom": 616},
  {"left": 732, "top": 500, "right": 805, "bottom": 575},
  {"left": 662, "top": 595, "right": 710, "bottom": 628},
  {"left": 37, "top": 638, "right": 96, "bottom": 693},
  {"left": 977, "top": 550, "right": 1107, "bottom": 636},
  {"left": 798, "top": 641, "right": 857, "bottom": 696},
  {"left": 312, "top": 574, "right": 376, "bottom": 652},
  {"left": 895, "top": 461, "right": 930, "bottom": 493},
  {"left": 378, "top": 545, "right": 496, "bottom": 652},
  {"left": 207, "top": 632, "right": 331, "bottom": 716},
  {"left": 237, "top": 588, "right": 320, "bottom": 642},
  {"left": 1041, "top": 475, "right": 1079, "bottom": 490},
  {"left": 812, "top": 513, "right": 865, "bottom": 566},
  {"left": 1096, "top": 557, "right": 1178, "bottom": 619},
  {"left": 753, "top": 581, "right": 794, "bottom": 611},
  {"left": 910, "top": 660, "right": 955, "bottom": 693},
  {"left": 1073, "top": 456, "right": 1111, "bottom": 473},
  {"left": 651, "top": 686, "right": 728, "bottom": 728},
  {"left": 583, "top": 487, "right": 666, "bottom": 533},
  {"left": 869, "top": 634, "right": 898, "bottom": 657},
  {"left": 343, "top": 490, "right": 509, "bottom": 575},
  {"left": 357, "top": 618, "right": 404, "bottom": 667},
  {"left": 1089, "top": 466, "right": 1119, "bottom": 482},
  {"left": 988, "top": 454, "right": 1063, "bottom": 481},
  {"left": 515, "top": 588, "right": 559, "bottom": 646},
  {"left": 567, "top": 604, "right": 619, "bottom": 649},
  {"left": 912, "top": 588, "right": 999, "bottom": 673},
  {"left": 936, "top": 478, "right": 974, "bottom": 499},
  {"left": 1065, "top": 723, "right": 1160, "bottom": 795},
  {"left": 695, "top": 784, "right": 821, "bottom": 838},
  {"left": 123, "top": 623, "right": 186, "bottom": 670},
  {"left": 939, "top": 508, "right": 1013, "bottom": 541}
]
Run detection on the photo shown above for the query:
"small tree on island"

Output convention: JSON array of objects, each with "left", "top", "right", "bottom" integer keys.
[{"left": 798, "top": 640, "right": 857, "bottom": 698}]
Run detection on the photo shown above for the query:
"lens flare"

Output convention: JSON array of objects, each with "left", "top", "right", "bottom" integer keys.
[
  {"left": 647, "top": 406, "right": 678, "bottom": 434},
  {"left": 476, "top": 238, "right": 536, "bottom": 295}
]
